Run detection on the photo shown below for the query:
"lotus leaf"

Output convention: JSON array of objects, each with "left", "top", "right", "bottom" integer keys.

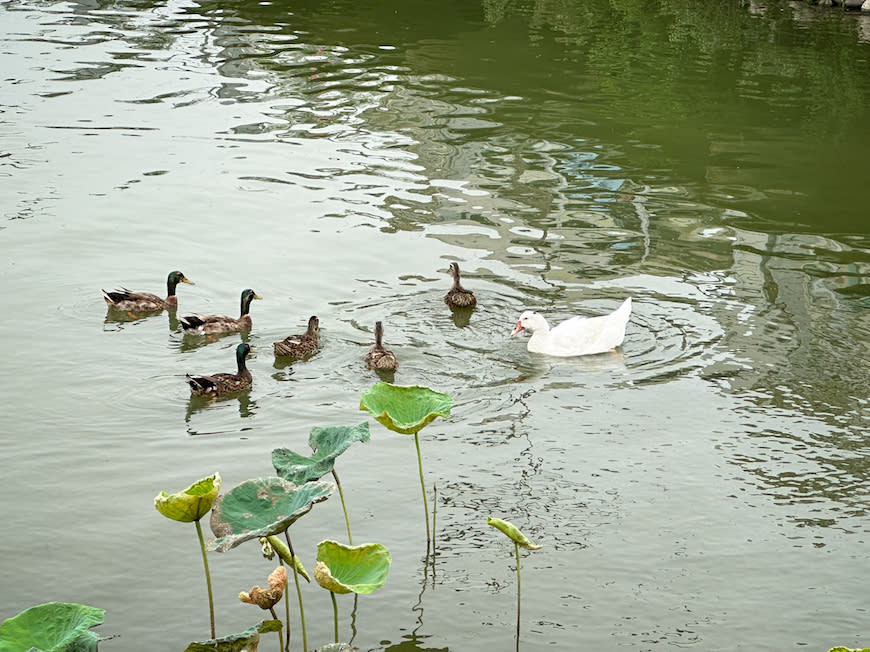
[
  {"left": 0, "top": 602, "right": 105, "bottom": 652},
  {"left": 209, "top": 477, "right": 334, "bottom": 552},
  {"left": 487, "top": 516, "right": 542, "bottom": 550},
  {"left": 272, "top": 422, "right": 370, "bottom": 484},
  {"left": 264, "top": 535, "right": 311, "bottom": 582},
  {"left": 154, "top": 473, "right": 221, "bottom": 523},
  {"left": 314, "top": 540, "right": 391, "bottom": 595},
  {"left": 359, "top": 383, "right": 452, "bottom": 435},
  {"left": 183, "top": 620, "right": 281, "bottom": 652}
]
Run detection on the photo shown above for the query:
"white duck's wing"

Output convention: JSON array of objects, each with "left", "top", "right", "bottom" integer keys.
[{"left": 546, "top": 298, "right": 632, "bottom": 356}]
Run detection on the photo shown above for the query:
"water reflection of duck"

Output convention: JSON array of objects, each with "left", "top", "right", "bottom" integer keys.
[
  {"left": 443, "top": 262, "right": 476, "bottom": 309},
  {"left": 510, "top": 297, "right": 632, "bottom": 357},
  {"left": 274, "top": 315, "right": 320, "bottom": 358},
  {"left": 180, "top": 289, "right": 261, "bottom": 334},
  {"left": 365, "top": 321, "right": 398, "bottom": 372},
  {"left": 187, "top": 342, "right": 253, "bottom": 396},
  {"left": 102, "top": 270, "right": 194, "bottom": 312}
]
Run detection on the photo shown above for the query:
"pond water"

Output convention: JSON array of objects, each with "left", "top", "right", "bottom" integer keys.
[{"left": 1, "top": 0, "right": 868, "bottom": 649}]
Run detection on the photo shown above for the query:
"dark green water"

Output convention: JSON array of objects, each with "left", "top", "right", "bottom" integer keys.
[{"left": 1, "top": 0, "right": 868, "bottom": 649}]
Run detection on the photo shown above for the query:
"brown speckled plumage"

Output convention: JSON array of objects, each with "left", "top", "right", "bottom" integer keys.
[
  {"left": 274, "top": 315, "right": 320, "bottom": 357},
  {"left": 102, "top": 271, "right": 194, "bottom": 312},
  {"left": 365, "top": 321, "right": 398, "bottom": 372},
  {"left": 443, "top": 262, "right": 476, "bottom": 309}
]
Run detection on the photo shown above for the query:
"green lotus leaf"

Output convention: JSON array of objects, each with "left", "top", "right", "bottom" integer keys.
[
  {"left": 272, "top": 422, "right": 370, "bottom": 484},
  {"left": 0, "top": 602, "right": 105, "bottom": 652},
  {"left": 827, "top": 649, "right": 870, "bottom": 652},
  {"left": 314, "top": 539, "right": 391, "bottom": 595},
  {"left": 154, "top": 473, "right": 221, "bottom": 523},
  {"left": 208, "top": 478, "right": 334, "bottom": 552},
  {"left": 359, "top": 383, "right": 452, "bottom": 435},
  {"left": 183, "top": 620, "right": 280, "bottom": 652},
  {"left": 487, "top": 516, "right": 542, "bottom": 550}
]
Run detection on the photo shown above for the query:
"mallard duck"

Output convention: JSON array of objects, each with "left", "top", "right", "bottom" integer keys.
[
  {"left": 180, "top": 289, "right": 261, "bottom": 335},
  {"left": 510, "top": 297, "right": 632, "bottom": 357},
  {"left": 102, "top": 270, "right": 194, "bottom": 312},
  {"left": 365, "top": 321, "right": 398, "bottom": 371},
  {"left": 273, "top": 315, "right": 320, "bottom": 357},
  {"left": 187, "top": 342, "right": 253, "bottom": 396},
  {"left": 443, "top": 262, "right": 476, "bottom": 308}
]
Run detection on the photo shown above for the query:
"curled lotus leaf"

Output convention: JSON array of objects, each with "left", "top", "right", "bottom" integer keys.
[
  {"left": 154, "top": 473, "right": 221, "bottom": 523},
  {"left": 487, "top": 516, "right": 542, "bottom": 550},
  {"left": 239, "top": 566, "right": 287, "bottom": 610},
  {"left": 264, "top": 535, "right": 310, "bottom": 582},
  {"left": 359, "top": 383, "right": 452, "bottom": 435},
  {"left": 272, "top": 422, "right": 370, "bottom": 484},
  {"left": 0, "top": 602, "right": 105, "bottom": 652},
  {"left": 183, "top": 620, "right": 281, "bottom": 652},
  {"left": 314, "top": 539, "right": 392, "bottom": 595},
  {"left": 208, "top": 477, "right": 334, "bottom": 552}
]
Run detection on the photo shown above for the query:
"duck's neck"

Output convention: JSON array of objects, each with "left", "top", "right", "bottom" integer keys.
[
  {"left": 374, "top": 322, "right": 385, "bottom": 349},
  {"left": 236, "top": 351, "right": 248, "bottom": 374},
  {"left": 306, "top": 318, "right": 318, "bottom": 338},
  {"left": 240, "top": 295, "right": 253, "bottom": 317},
  {"left": 167, "top": 277, "right": 179, "bottom": 298}
]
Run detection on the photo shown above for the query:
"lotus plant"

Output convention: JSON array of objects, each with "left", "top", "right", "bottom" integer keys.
[
  {"left": 0, "top": 602, "right": 106, "bottom": 651},
  {"left": 272, "top": 422, "right": 370, "bottom": 544},
  {"left": 208, "top": 476, "right": 334, "bottom": 652},
  {"left": 359, "top": 383, "right": 452, "bottom": 549},
  {"left": 239, "top": 566, "right": 287, "bottom": 651},
  {"left": 313, "top": 539, "right": 392, "bottom": 644},
  {"left": 487, "top": 516, "right": 541, "bottom": 645},
  {"left": 154, "top": 472, "right": 222, "bottom": 638}
]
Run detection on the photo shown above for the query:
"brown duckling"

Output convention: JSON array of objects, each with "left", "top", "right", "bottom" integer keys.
[
  {"left": 102, "top": 270, "right": 194, "bottom": 312},
  {"left": 274, "top": 315, "right": 320, "bottom": 357},
  {"left": 443, "top": 262, "right": 476, "bottom": 309},
  {"left": 180, "top": 288, "right": 261, "bottom": 335},
  {"left": 187, "top": 342, "right": 253, "bottom": 396},
  {"left": 365, "top": 321, "right": 398, "bottom": 372}
]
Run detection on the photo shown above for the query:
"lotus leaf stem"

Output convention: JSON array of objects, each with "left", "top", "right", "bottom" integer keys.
[
  {"left": 194, "top": 519, "right": 216, "bottom": 639},
  {"left": 268, "top": 606, "right": 284, "bottom": 652},
  {"left": 281, "top": 559, "right": 291, "bottom": 652},
  {"left": 332, "top": 469, "right": 352, "bottom": 544},
  {"left": 414, "top": 432, "right": 431, "bottom": 549},
  {"left": 285, "top": 532, "right": 308, "bottom": 652},
  {"left": 330, "top": 591, "right": 339, "bottom": 643},
  {"left": 514, "top": 541, "right": 521, "bottom": 645}
]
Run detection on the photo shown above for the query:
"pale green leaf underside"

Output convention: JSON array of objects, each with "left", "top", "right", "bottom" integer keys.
[
  {"left": 154, "top": 473, "right": 221, "bottom": 523},
  {"left": 487, "top": 516, "right": 542, "bottom": 550},
  {"left": 359, "top": 383, "right": 452, "bottom": 434},
  {"left": 314, "top": 539, "right": 392, "bottom": 595},
  {"left": 0, "top": 602, "right": 105, "bottom": 652}
]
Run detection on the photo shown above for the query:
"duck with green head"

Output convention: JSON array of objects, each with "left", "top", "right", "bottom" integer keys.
[
  {"left": 102, "top": 270, "right": 194, "bottom": 312},
  {"left": 180, "top": 289, "right": 261, "bottom": 334},
  {"left": 187, "top": 342, "right": 253, "bottom": 396}
]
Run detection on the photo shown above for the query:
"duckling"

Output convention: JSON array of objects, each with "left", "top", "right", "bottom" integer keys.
[
  {"left": 443, "top": 262, "right": 476, "bottom": 309},
  {"left": 180, "top": 289, "right": 261, "bottom": 335},
  {"left": 274, "top": 315, "right": 320, "bottom": 357},
  {"left": 102, "top": 270, "right": 194, "bottom": 312},
  {"left": 365, "top": 321, "right": 398, "bottom": 372},
  {"left": 187, "top": 342, "right": 253, "bottom": 396}
]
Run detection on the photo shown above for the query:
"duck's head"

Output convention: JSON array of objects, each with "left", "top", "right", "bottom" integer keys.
[
  {"left": 307, "top": 315, "right": 320, "bottom": 334},
  {"left": 167, "top": 270, "right": 194, "bottom": 293},
  {"left": 240, "top": 288, "right": 262, "bottom": 314},
  {"left": 511, "top": 311, "right": 546, "bottom": 336}
]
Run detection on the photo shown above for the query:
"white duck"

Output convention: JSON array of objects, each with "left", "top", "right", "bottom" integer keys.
[{"left": 511, "top": 297, "right": 632, "bottom": 357}]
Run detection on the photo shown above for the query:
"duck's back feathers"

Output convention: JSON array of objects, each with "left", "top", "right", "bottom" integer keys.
[
  {"left": 443, "top": 262, "right": 477, "bottom": 309},
  {"left": 274, "top": 316, "right": 320, "bottom": 358},
  {"left": 365, "top": 321, "right": 398, "bottom": 371}
]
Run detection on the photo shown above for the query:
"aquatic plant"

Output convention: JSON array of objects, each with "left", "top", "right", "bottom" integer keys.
[
  {"left": 313, "top": 539, "right": 392, "bottom": 644},
  {"left": 208, "top": 476, "right": 334, "bottom": 652},
  {"left": 0, "top": 602, "right": 105, "bottom": 652},
  {"left": 238, "top": 566, "right": 287, "bottom": 651},
  {"left": 182, "top": 620, "right": 281, "bottom": 652},
  {"left": 359, "top": 382, "right": 452, "bottom": 548},
  {"left": 487, "top": 516, "right": 541, "bottom": 644},
  {"left": 272, "top": 422, "right": 370, "bottom": 544},
  {"left": 154, "top": 472, "right": 222, "bottom": 639}
]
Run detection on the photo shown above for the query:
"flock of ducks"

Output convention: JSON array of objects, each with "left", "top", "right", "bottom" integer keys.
[{"left": 103, "top": 262, "right": 633, "bottom": 398}]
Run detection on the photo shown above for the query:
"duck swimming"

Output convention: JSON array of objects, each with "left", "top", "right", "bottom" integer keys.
[
  {"left": 180, "top": 289, "right": 261, "bottom": 335},
  {"left": 274, "top": 315, "right": 320, "bottom": 358},
  {"left": 102, "top": 270, "right": 194, "bottom": 312},
  {"left": 187, "top": 342, "right": 253, "bottom": 396},
  {"left": 365, "top": 320, "right": 398, "bottom": 372},
  {"left": 443, "top": 262, "right": 476, "bottom": 309},
  {"left": 511, "top": 297, "right": 632, "bottom": 357}
]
